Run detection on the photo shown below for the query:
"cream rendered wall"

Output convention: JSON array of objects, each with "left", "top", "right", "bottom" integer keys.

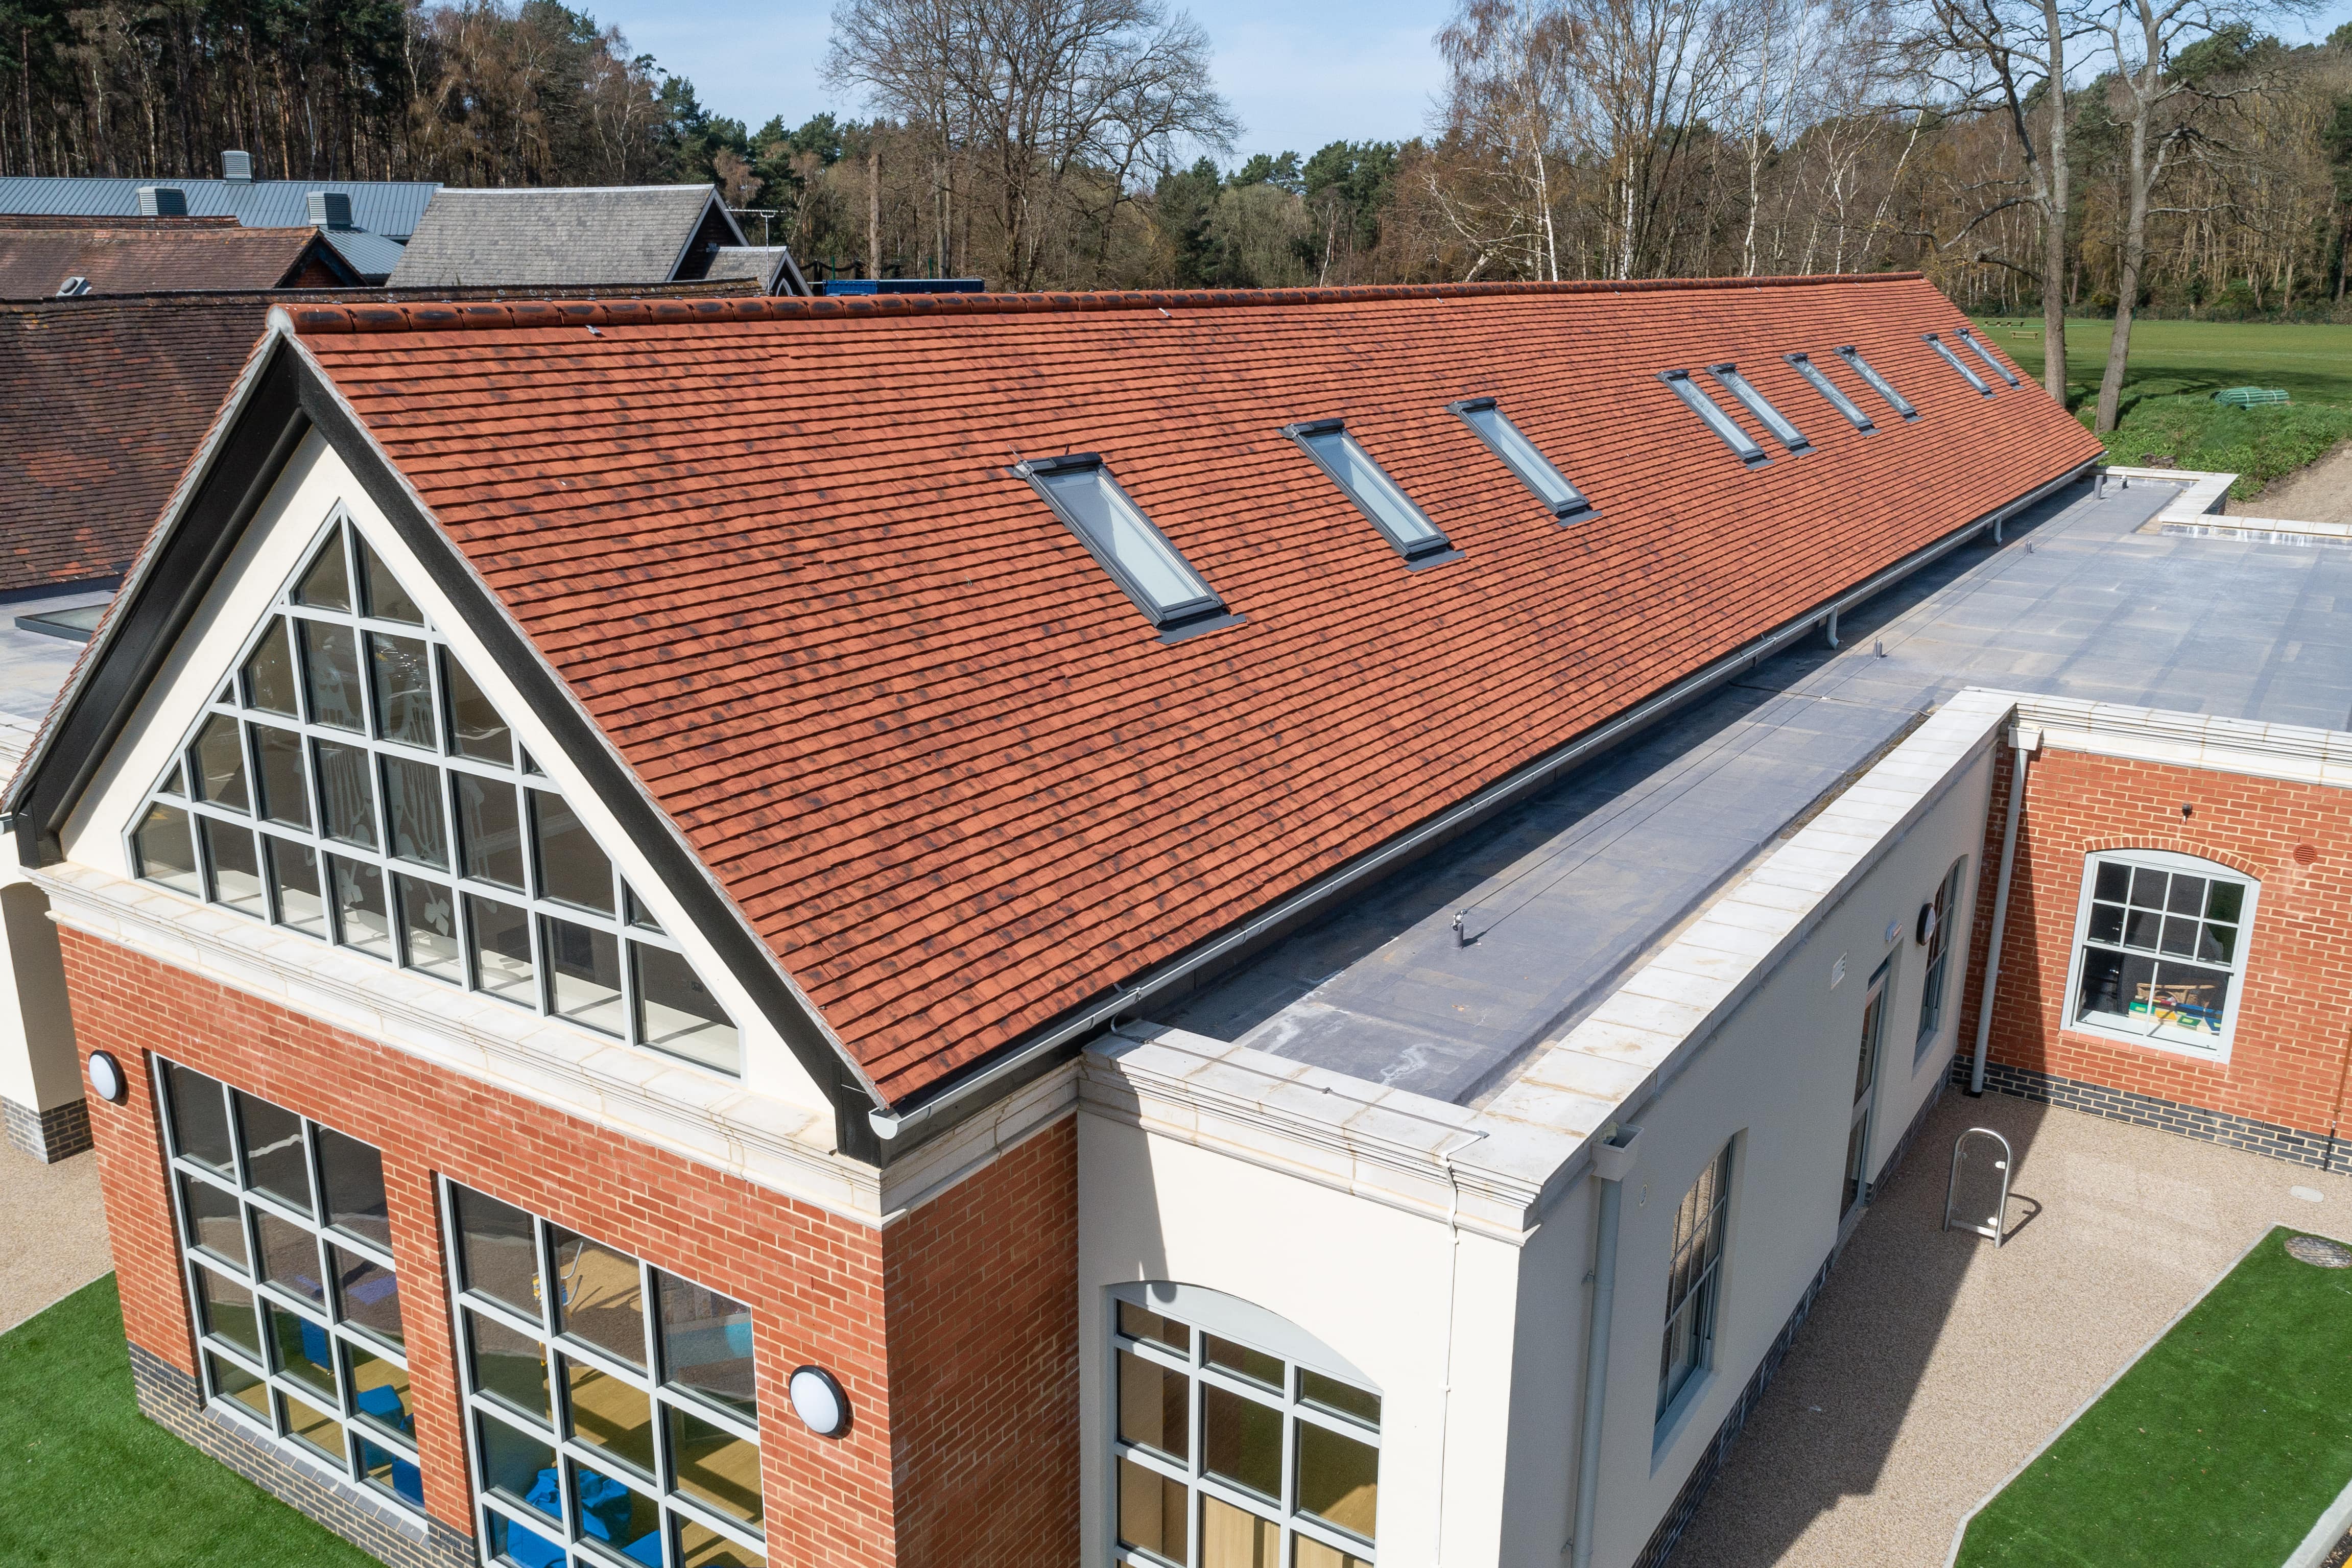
[
  {"left": 1077, "top": 1112, "right": 1540, "bottom": 1567},
  {"left": 1575, "top": 737, "right": 1996, "bottom": 1568},
  {"left": 56, "top": 429, "right": 836, "bottom": 1121}
]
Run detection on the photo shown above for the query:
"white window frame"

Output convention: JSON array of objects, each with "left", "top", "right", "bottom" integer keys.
[
  {"left": 2062, "top": 847, "right": 2258, "bottom": 1062},
  {"left": 1915, "top": 856, "right": 1968, "bottom": 1059},
  {"left": 439, "top": 1179, "right": 767, "bottom": 1568},
  {"left": 1107, "top": 1284, "right": 1380, "bottom": 1568},
  {"left": 123, "top": 508, "right": 741, "bottom": 1077},
  {"left": 155, "top": 1056, "right": 423, "bottom": 1516},
  {"left": 1657, "top": 1139, "right": 1734, "bottom": 1429}
]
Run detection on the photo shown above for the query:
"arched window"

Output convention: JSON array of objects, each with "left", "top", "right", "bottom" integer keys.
[
  {"left": 1109, "top": 1282, "right": 1379, "bottom": 1567},
  {"left": 2068, "top": 849, "right": 2258, "bottom": 1055},
  {"left": 1916, "top": 856, "right": 1967, "bottom": 1055}
]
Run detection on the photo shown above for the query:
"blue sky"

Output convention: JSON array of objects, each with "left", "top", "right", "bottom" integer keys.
[{"left": 614, "top": 0, "right": 2352, "bottom": 168}]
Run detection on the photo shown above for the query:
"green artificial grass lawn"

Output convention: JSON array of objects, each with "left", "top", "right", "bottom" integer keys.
[
  {"left": 1956, "top": 1228, "right": 2352, "bottom": 1568},
  {"left": 0, "top": 1275, "right": 381, "bottom": 1568},
  {"left": 1968, "top": 316, "right": 2352, "bottom": 500}
]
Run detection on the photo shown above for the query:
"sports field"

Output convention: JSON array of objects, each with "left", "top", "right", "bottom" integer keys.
[
  {"left": 1953, "top": 1227, "right": 2352, "bottom": 1568},
  {"left": 1969, "top": 316, "right": 2352, "bottom": 499}
]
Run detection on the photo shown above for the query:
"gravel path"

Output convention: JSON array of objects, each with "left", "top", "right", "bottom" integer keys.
[
  {"left": 2230, "top": 438, "right": 2352, "bottom": 522},
  {"left": 1668, "top": 1090, "right": 2352, "bottom": 1568},
  {"left": 0, "top": 1145, "right": 109, "bottom": 1335}
]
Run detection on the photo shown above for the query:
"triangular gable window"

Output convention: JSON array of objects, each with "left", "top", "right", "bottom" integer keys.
[{"left": 126, "top": 517, "right": 743, "bottom": 1077}]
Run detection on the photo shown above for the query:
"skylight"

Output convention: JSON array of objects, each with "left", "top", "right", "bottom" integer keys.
[
  {"left": 1660, "top": 371, "right": 1766, "bottom": 466},
  {"left": 1014, "top": 454, "right": 1226, "bottom": 632},
  {"left": 1924, "top": 334, "right": 1993, "bottom": 396},
  {"left": 1957, "top": 328, "right": 2023, "bottom": 387},
  {"left": 1706, "top": 365, "right": 1810, "bottom": 453},
  {"left": 1448, "top": 399, "right": 1594, "bottom": 520},
  {"left": 1835, "top": 347, "right": 1918, "bottom": 421},
  {"left": 1284, "top": 420, "right": 1457, "bottom": 564},
  {"left": 1786, "top": 354, "right": 1873, "bottom": 432}
]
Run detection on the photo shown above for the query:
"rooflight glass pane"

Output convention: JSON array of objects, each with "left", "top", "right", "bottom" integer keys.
[
  {"left": 441, "top": 649, "right": 513, "bottom": 765},
  {"left": 1959, "top": 329, "right": 2022, "bottom": 386},
  {"left": 1788, "top": 355, "right": 1872, "bottom": 431},
  {"left": 1663, "top": 373, "right": 1765, "bottom": 462},
  {"left": 368, "top": 633, "right": 437, "bottom": 749},
  {"left": 293, "top": 532, "right": 351, "bottom": 612},
  {"left": 1708, "top": 366, "right": 1809, "bottom": 452},
  {"left": 1459, "top": 405, "right": 1588, "bottom": 514},
  {"left": 1926, "top": 334, "right": 1991, "bottom": 395},
  {"left": 1836, "top": 348, "right": 1917, "bottom": 419},
  {"left": 243, "top": 618, "right": 300, "bottom": 716},
  {"left": 1035, "top": 465, "right": 1216, "bottom": 616},
  {"left": 1300, "top": 429, "right": 1447, "bottom": 553},
  {"left": 359, "top": 536, "right": 424, "bottom": 625}
]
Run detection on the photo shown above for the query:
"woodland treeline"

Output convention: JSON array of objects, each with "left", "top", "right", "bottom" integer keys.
[{"left": 6, "top": 0, "right": 2352, "bottom": 343}]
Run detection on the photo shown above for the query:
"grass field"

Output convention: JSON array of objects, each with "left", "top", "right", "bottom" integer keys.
[
  {"left": 1955, "top": 1228, "right": 2352, "bottom": 1567},
  {"left": 1968, "top": 316, "right": 2352, "bottom": 499},
  {"left": 0, "top": 1275, "right": 380, "bottom": 1568}
]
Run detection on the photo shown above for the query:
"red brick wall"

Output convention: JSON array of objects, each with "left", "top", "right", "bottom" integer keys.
[
  {"left": 1962, "top": 747, "right": 2352, "bottom": 1139},
  {"left": 62, "top": 929, "right": 1083, "bottom": 1564}
]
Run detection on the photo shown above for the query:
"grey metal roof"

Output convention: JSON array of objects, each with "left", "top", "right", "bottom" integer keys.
[
  {"left": 1159, "top": 478, "right": 2352, "bottom": 1102},
  {"left": 318, "top": 227, "right": 407, "bottom": 282},
  {"left": 703, "top": 245, "right": 811, "bottom": 295},
  {"left": 0, "top": 176, "right": 436, "bottom": 239},
  {"left": 387, "top": 185, "right": 745, "bottom": 288}
]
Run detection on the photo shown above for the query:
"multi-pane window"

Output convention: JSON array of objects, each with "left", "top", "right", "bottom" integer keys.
[
  {"left": 1448, "top": 398, "right": 1594, "bottom": 520},
  {"left": 1284, "top": 420, "right": 1456, "bottom": 565},
  {"left": 1923, "top": 334, "right": 1993, "bottom": 396},
  {"left": 1785, "top": 353, "right": 1873, "bottom": 432},
  {"left": 1015, "top": 455, "right": 1228, "bottom": 632},
  {"left": 1658, "top": 1142, "right": 1732, "bottom": 1421},
  {"left": 1834, "top": 347, "right": 1917, "bottom": 420},
  {"left": 445, "top": 1182, "right": 765, "bottom": 1568},
  {"left": 127, "top": 516, "right": 740, "bottom": 1076},
  {"left": 157, "top": 1059, "right": 421, "bottom": 1512},
  {"left": 1112, "top": 1296, "right": 1380, "bottom": 1568},
  {"left": 1955, "top": 328, "right": 2022, "bottom": 387},
  {"left": 1915, "top": 857, "right": 1967, "bottom": 1053},
  {"left": 1704, "top": 365, "right": 1810, "bottom": 454},
  {"left": 1659, "top": 371, "right": 1767, "bottom": 467},
  {"left": 2071, "top": 851, "right": 2255, "bottom": 1053}
]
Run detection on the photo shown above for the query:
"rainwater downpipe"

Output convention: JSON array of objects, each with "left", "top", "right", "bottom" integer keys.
[
  {"left": 1570, "top": 1124, "right": 1642, "bottom": 1568},
  {"left": 1431, "top": 1131, "right": 1483, "bottom": 1563},
  {"left": 1968, "top": 726, "right": 2037, "bottom": 1095}
]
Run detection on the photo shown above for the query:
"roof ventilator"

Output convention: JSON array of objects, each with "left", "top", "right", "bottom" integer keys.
[
  {"left": 306, "top": 191, "right": 355, "bottom": 230},
  {"left": 221, "top": 149, "right": 253, "bottom": 182},
  {"left": 136, "top": 185, "right": 188, "bottom": 218},
  {"left": 54, "top": 276, "right": 90, "bottom": 298}
]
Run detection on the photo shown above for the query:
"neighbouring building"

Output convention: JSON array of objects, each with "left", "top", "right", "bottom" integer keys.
[
  {"left": 700, "top": 247, "right": 812, "bottom": 298},
  {"left": 7, "top": 275, "right": 2352, "bottom": 1568},
  {"left": 386, "top": 186, "right": 789, "bottom": 291},
  {"left": 0, "top": 215, "right": 365, "bottom": 299}
]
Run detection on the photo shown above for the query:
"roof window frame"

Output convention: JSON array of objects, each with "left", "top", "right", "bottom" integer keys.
[
  {"left": 1785, "top": 353, "right": 1873, "bottom": 432},
  {"left": 1281, "top": 418, "right": 1462, "bottom": 569},
  {"left": 1446, "top": 397, "right": 1596, "bottom": 522},
  {"left": 1660, "top": 370, "right": 1768, "bottom": 467},
  {"left": 1834, "top": 346, "right": 1919, "bottom": 421},
  {"left": 1956, "top": 327, "right": 2024, "bottom": 388},
  {"left": 1704, "top": 364, "right": 1810, "bottom": 454},
  {"left": 1923, "top": 333, "right": 1994, "bottom": 397},
  {"left": 1010, "top": 453, "right": 1235, "bottom": 640}
]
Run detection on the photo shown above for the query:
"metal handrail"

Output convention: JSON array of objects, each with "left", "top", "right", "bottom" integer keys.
[{"left": 1944, "top": 1127, "right": 2013, "bottom": 1247}]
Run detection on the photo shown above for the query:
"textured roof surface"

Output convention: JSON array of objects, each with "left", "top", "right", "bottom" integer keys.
[
  {"left": 281, "top": 276, "right": 2104, "bottom": 1104},
  {"left": 703, "top": 246, "right": 809, "bottom": 295},
  {"left": 0, "top": 218, "right": 339, "bottom": 299},
  {"left": 318, "top": 227, "right": 407, "bottom": 283},
  {"left": 387, "top": 186, "right": 744, "bottom": 288},
  {"left": 0, "top": 175, "right": 437, "bottom": 238},
  {"left": 0, "top": 294, "right": 270, "bottom": 592}
]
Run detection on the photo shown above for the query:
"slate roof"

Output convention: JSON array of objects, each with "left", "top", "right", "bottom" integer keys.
[
  {"left": 272, "top": 275, "right": 2104, "bottom": 1106},
  {"left": 319, "top": 227, "right": 407, "bottom": 283},
  {"left": 0, "top": 294, "right": 270, "bottom": 592},
  {"left": 0, "top": 216, "right": 352, "bottom": 299},
  {"left": 0, "top": 175, "right": 437, "bottom": 239},
  {"left": 703, "top": 245, "right": 811, "bottom": 296},
  {"left": 387, "top": 186, "right": 747, "bottom": 289}
]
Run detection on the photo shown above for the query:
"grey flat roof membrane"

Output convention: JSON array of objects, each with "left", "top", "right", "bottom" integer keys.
[{"left": 1158, "top": 478, "right": 2352, "bottom": 1102}]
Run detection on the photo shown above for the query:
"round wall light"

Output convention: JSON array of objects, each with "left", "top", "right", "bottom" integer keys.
[
  {"left": 789, "top": 1365, "right": 849, "bottom": 1437},
  {"left": 86, "top": 1050, "right": 127, "bottom": 1105},
  {"left": 1915, "top": 901, "right": 1939, "bottom": 947}
]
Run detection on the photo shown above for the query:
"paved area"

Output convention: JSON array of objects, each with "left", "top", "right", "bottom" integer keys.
[
  {"left": 0, "top": 1144, "right": 111, "bottom": 1334},
  {"left": 1671, "top": 1092, "right": 2352, "bottom": 1568}
]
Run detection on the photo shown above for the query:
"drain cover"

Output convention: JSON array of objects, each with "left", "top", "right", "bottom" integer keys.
[{"left": 2286, "top": 1236, "right": 2352, "bottom": 1268}]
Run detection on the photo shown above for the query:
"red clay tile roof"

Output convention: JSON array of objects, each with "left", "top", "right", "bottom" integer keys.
[
  {"left": 0, "top": 294, "right": 273, "bottom": 593},
  {"left": 0, "top": 216, "right": 340, "bottom": 299},
  {"left": 282, "top": 275, "right": 2104, "bottom": 1104}
]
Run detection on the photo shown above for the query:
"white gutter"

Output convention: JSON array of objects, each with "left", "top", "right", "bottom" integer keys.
[{"left": 1968, "top": 724, "right": 2038, "bottom": 1094}]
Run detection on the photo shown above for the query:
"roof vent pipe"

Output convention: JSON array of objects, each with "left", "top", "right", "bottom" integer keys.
[
  {"left": 221, "top": 150, "right": 253, "bottom": 182},
  {"left": 306, "top": 191, "right": 354, "bottom": 229},
  {"left": 1570, "top": 1123, "right": 1642, "bottom": 1568},
  {"left": 136, "top": 185, "right": 187, "bottom": 218}
]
